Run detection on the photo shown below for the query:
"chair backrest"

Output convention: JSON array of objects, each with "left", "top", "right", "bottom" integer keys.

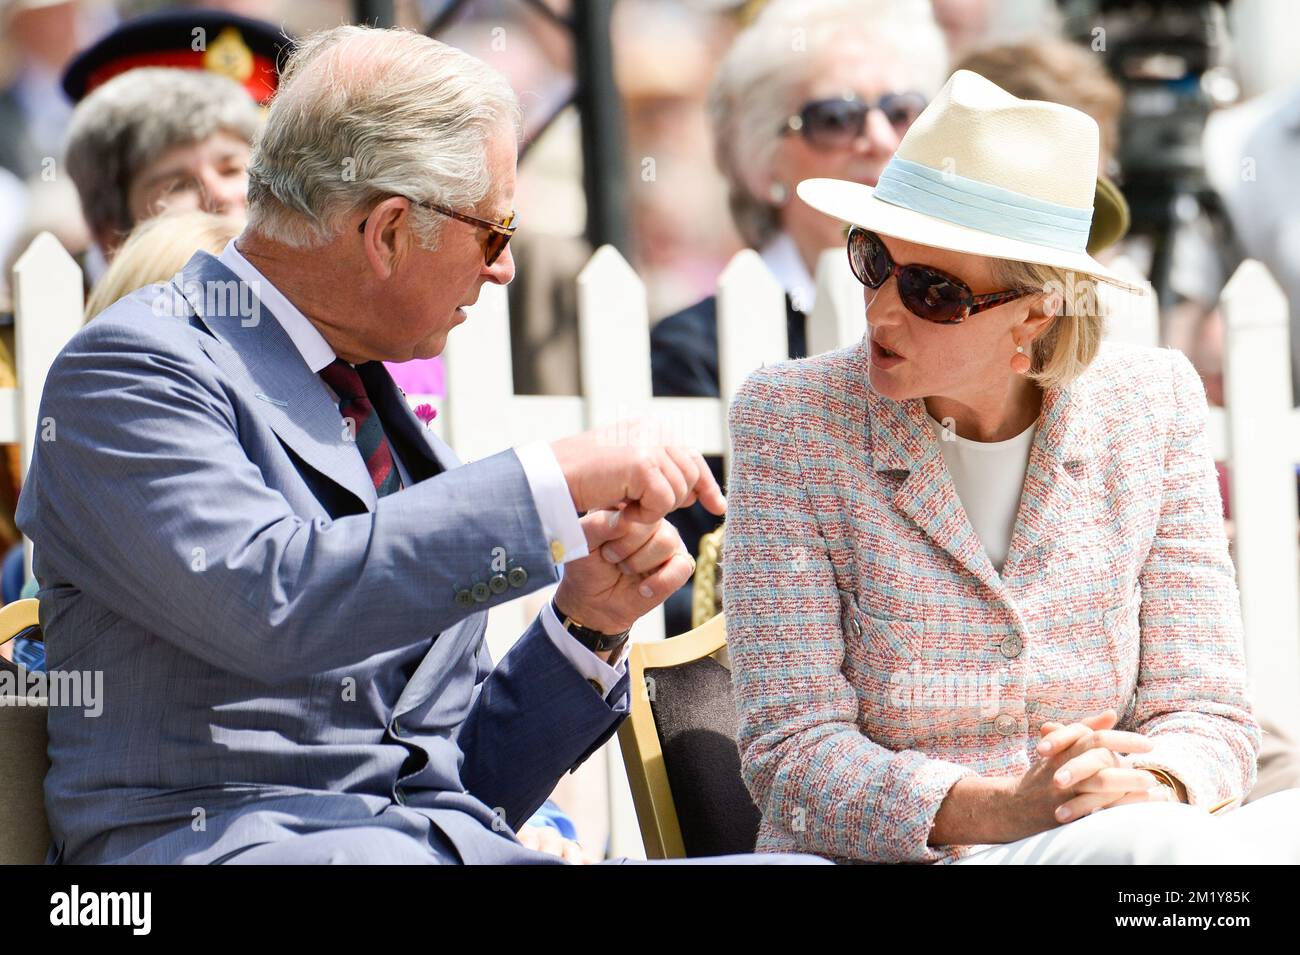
[
  {"left": 0, "top": 598, "right": 49, "bottom": 864},
  {"left": 617, "top": 613, "right": 761, "bottom": 858}
]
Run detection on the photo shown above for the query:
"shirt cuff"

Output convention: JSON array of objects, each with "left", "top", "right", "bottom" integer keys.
[
  {"left": 515, "top": 441, "right": 588, "bottom": 565},
  {"left": 540, "top": 599, "right": 626, "bottom": 699}
]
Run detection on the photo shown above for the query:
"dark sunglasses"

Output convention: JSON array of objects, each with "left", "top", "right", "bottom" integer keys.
[
  {"left": 358, "top": 199, "right": 517, "bottom": 265},
  {"left": 780, "top": 92, "right": 928, "bottom": 148},
  {"left": 847, "top": 227, "right": 1037, "bottom": 324}
]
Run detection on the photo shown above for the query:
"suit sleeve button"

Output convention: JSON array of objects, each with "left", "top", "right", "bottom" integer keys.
[
  {"left": 471, "top": 582, "right": 491, "bottom": 602},
  {"left": 488, "top": 573, "right": 508, "bottom": 594},
  {"left": 507, "top": 567, "right": 528, "bottom": 588},
  {"left": 454, "top": 589, "right": 474, "bottom": 607}
]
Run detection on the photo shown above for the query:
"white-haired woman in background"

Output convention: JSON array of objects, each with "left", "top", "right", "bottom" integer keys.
[{"left": 651, "top": 0, "right": 948, "bottom": 635}]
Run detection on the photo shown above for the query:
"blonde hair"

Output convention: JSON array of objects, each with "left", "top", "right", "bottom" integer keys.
[
  {"left": 989, "top": 258, "right": 1106, "bottom": 389},
  {"left": 85, "top": 210, "right": 242, "bottom": 320}
]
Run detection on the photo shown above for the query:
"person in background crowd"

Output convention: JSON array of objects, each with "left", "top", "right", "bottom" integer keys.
[
  {"left": 0, "top": 0, "right": 85, "bottom": 180},
  {"left": 58, "top": 7, "right": 288, "bottom": 261},
  {"left": 82, "top": 209, "right": 242, "bottom": 321},
  {"left": 63, "top": 67, "right": 261, "bottom": 261},
  {"left": 650, "top": 0, "right": 948, "bottom": 636}
]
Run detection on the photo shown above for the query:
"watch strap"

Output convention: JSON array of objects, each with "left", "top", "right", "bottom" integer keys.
[{"left": 552, "top": 599, "right": 631, "bottom": 654}]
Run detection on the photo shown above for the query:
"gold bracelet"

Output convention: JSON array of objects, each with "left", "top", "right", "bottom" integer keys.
[{"left": 1143, "top": 768, "right": 1186, "bottom": 803}]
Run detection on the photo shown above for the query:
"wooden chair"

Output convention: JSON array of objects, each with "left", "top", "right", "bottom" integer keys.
[
  {"left": 0, "top": 598, "right": 50, "bottom": 864},
  {"left": 616, "top": 612, "right": 762, "bottom": 858}
]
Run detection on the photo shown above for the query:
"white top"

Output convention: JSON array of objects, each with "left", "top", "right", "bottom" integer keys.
[
  {"left": 758, "top": 232, "right": 817, "bottom": 315},
  {"left": 927, "top": 414, "right": 1036, "bottom": 573},
  {"left": 218, "top": 240, "right": 624, "bottom": 690}
]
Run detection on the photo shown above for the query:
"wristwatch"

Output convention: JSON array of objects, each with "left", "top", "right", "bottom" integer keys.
[{"left": 552, "top": 599, "right": 631, "bottom": 656}]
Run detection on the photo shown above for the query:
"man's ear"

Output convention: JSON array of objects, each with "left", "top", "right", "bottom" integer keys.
[{"left": 359, "top": 196, "right": 413, "bottom": 279}]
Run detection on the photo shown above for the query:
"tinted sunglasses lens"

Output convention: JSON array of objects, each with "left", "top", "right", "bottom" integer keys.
[
  {"left": 484, "top": 231, "right": 510, "bottom": 266},
  {"left": 879, "top": 92, "right": 927, "bottom": 131},
  {"left": 898, "top": 267, "right": 968, "bottom": 322},
  {"left": 849, "top": 229, "right": 890, "bottom": 287},
  {"left": 802, "top": 99, "right": 866, "bottom": 146}
]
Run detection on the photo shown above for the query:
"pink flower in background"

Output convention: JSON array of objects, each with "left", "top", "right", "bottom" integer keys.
[
  {"left": 384, "top": 356, "right": 444, "bottom": 396},
  {"left": 413, "top": 403, "right": 437, "bottom": 425}
]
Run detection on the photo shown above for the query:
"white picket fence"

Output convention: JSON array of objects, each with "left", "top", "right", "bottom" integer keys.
[{"left": 6, "top": 231, "right": 1300, "bottom": 858}]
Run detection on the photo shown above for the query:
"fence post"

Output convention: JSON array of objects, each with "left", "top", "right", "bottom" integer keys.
[
  {"left": 1220, "top": 259, "right": 1300, "bottom": 739},
  {"left": 716, "top": 249, "right": 787, "bottom": 478},
  {"left": 577, "top": 244, "right": 652, "bottom": 429},
  {"left": 806, "top": 246, "right": 863, "bottom": 357},
  {"left": 440, "top": 281, "right": 514, "bottom": 463},
  {"left": 11, "top": 232, "right": 86, "bottom": 576},
  {"left": 575, "top": 244, "right": 659, "bottom": 860}
]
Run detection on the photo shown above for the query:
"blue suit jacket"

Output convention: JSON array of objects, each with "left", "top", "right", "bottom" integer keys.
[{"left": 15, "top": 251, "right": 629, "bottom": 864}]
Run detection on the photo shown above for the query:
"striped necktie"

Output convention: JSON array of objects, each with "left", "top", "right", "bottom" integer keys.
[{"left": 319, "top": 358, "right": 402, "bottom": 496}]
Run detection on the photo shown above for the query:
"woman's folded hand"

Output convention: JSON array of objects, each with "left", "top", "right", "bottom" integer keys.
[{"left": 1000, "top": 709, "right": 1163, "bottom": 839}]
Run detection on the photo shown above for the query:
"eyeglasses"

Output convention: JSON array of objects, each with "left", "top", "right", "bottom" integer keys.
[
  {"left": 358, "top": 199, "right": 518, "bottom": 265},
  {"left": 847, "top": 227, "right": 1037, "bottom": 324},
  {"left": 780, "top": 92, "right": 928, "bottom": 149}
]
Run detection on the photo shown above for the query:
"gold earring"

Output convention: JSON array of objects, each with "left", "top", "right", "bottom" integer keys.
[{"left": 1011, "top": 341, "right": 1031, "bottom": 375}]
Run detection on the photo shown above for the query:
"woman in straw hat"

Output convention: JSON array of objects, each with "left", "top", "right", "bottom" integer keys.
[{"left": 723, "top": 69, "right": 1300, "bottom": 864}]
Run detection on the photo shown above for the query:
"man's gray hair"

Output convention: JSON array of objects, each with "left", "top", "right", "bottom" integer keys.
[
  {"left": 64, "top": 68, "right": 262, "bottom": 241},
  {"left": 710, "top": 0, "right": 949, "bottom": 248},
  {"left": 246, "top": 26, "right": 522, "bottom": 249}
]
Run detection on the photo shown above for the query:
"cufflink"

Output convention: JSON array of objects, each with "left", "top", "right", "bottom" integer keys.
[{"left": 550, "top": 540, "right": 566, "bottom": 563}]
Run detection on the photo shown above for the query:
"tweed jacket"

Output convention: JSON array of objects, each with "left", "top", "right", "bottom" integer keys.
[{"left": 722, "top": 338, "right": 1261, "bottom": 864}]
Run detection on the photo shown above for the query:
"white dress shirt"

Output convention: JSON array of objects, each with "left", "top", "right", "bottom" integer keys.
[
  {"left": 759, "top": 232, "right": 818, "bottom": 315},
  {"left": 218, "top": 240, "right": 625, "bottom": 693},
  {"left": 927, "top": 413, "right": 1036, "bottom": 573}
]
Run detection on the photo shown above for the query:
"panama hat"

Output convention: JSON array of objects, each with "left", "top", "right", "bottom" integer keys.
[{"left": 797, "top": 70, "right": 1146, "bottom": 294}]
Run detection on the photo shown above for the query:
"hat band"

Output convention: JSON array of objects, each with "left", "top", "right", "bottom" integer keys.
[{"left": 873, "top": 157, "right": 1093, "bottom": 254}]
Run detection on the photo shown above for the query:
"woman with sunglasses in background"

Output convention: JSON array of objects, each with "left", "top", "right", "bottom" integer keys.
[
  {"left": 650, "top": 0, "right": 948, "bottom": 636},
  {"left": 724, "top": 69, "right": 1300, "bottom": 864}
]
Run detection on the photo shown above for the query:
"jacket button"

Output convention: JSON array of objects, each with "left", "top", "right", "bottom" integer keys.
[
  {"left": 454, "top": 589, "right": 474, "bottom": 607},
  {"left": 994, "top": 713, "right": 1019, "bottom": 736},
  {"left": 507, "top": 567, "right": 528, "bottom": 588},
  {"left": 488, "top": 573, "right": 508, "bottom": 594},
  {"left": 999, "top": 635, "right": 1023, "bottom": 659},
  {"left": 471, "top": 582, "right": 490, "bottom": 602}
]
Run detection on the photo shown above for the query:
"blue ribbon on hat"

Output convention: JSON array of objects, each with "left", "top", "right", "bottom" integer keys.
[{"left": 873, "top": 157, "right": 1093, "bottom": 253}]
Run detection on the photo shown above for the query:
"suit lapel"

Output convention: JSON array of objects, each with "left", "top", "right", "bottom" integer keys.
[
  {"left": 863, "top": 369, "right": 1096, "bottom": 590},
  {"left": 1000, "top": 377, "right": 1095, "bottom": 578},
  {"left": 177, "top": 251, "right": 379, "bottom": 512},
  {"left": 357, "top": 360, "right": 458, "bottom": 479},
  {"left": 867, "top": 389, "right": 1002, "bottom": 591}
]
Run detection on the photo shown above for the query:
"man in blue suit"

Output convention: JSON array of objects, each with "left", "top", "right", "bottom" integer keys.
[{"left": 15, "top": 24, "right": 823, "bottom": 866}]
